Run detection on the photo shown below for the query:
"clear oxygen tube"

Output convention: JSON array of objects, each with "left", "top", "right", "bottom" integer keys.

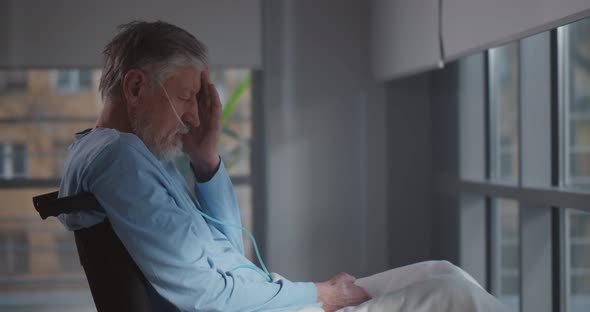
[{"left": 159, "top": 82, "right": 192, "bottom": 134}]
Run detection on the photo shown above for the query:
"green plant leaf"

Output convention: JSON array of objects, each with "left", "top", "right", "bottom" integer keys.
[{"left": 221, "top": 74, "right": 251, "bottom": 126}]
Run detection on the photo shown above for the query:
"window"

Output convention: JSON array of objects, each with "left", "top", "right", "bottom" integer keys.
[
  {"left": 0, "top": 69, "right": 100, "bottom": 180},
  {"left": 0, "top": 231, "right": 29, "bottom": 275},
  {"left": 561, "top": 17, "right": 590, "bottom": 189},
  {"left": 488, "top": 44, "right": 521, "bottom": 311},
  {"left": 489, "top": 43, "right": 520, "bottom": 184},
  {"left": 565, "top": 209, "right": 590, "bottom": 311},
  {"left": 0, "top": 71, "right": 27, "bottom": 94},
  {"left": 560, "top": 17, "right": 590, "bottom": 312},
  {"left": 53, "top": 69, "right": 93, "bottom": 92},
  {"left": 0, "top": 143, "right": 28, "bottom": 179},
  {"left": 491, "top": 199, "right": 520, "bottom": 311},
  {"left": 456, "top": 19, "right": 590, "bottom": 312}
]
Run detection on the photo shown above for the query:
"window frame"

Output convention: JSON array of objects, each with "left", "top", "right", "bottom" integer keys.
[
  {"left": 453, "top": 28, "right": 590, "bottom": 312},
  {"left": 0, "top": 230, "right": 30, "bottom": 275},
  {"left": 0, "top": 143, "right": 29, "bottom": 179},
  {"left": 51, "top": 69, "right": 93, "bottom": 93},
  {"left": 0, "top": 70, "right": 28, "bottom": 94}
]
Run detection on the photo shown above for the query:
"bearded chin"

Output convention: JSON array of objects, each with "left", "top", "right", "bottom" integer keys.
[{"left": 130, "top": 110, "right": 183, "bottom": 162}]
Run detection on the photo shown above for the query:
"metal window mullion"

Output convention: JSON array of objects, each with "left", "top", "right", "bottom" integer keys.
[
  {"left": 556, "top": 26, "right": 571, "bottom": 312},
  {"left": 73, "top": 70, "right": 80, "bottom": 90},
  {"left": 23, "top": 145, "right": 28, "bottom": 177},
  {"left": 520, "top": 31, "right": 554, "bottom": 312},
  {"left": 5, "top": 144, "right": 13, "bottom": 178},
  {"left": 516, "top": 42, "right": 532, "bottom": 312},
  {"left": 563, "top": 209, "right": 571, "bottom": 311},
  {"left": 488, "top": 49, "right": 498, "bottom": 182},
  {"left": 489, "top": 199, "right": 501, "bottom": 296},
  {"left": 484, "top": 50, "right": 498, "bottom": 293},
  {"left": 0, "top": 144, "right": 6, "bottom": 177},
  {"left": 550, "top": 28, "right": 566, "bottom": 312},
  {"left": 458, "top": 53, "right": 488, "bottom": 288},
  {"left": 517, "top": 41, "right": 523, "bottom": 189},
  {"left": 484, "top": 50, "right": 493, "bottom": 293},
  {"left": 445, "top": 180, "right": 590, "bottom": 214},
  {"left": 518, "top": 39, "right": 524, "bottom": 312},
  {"left": 558, "top": 27, "right": 571, "bottom": 188}
]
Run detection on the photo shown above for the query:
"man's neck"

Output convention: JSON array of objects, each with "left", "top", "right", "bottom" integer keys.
[{"left": 95, "top": 98, "right": 133, "bottom": 133}]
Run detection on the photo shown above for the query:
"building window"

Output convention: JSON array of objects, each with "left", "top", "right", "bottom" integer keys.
[
  {"left": 491, "top": 199, "right": 520, "bottom": 311},
  {"left": 560, "top": 17, "right": 590, "bottom": 312},
  {"left": 0, "top": 71, "right": 28, "bottom": 94},
  {"left": 0, "top": 231, "right": 29, "bottom": 275},
  {"left": 488, "top": 43, "right": 521, "bottom": 312},
  {"left": 565, "top": 209, "right": 590, "bottom": 311},
  {"left": 0, "top": 143, "right": 28, "bottom": 179},
  {"left": 53, "top": 69, "right": 93, "bottom": 92},
  {"left": 489, "top": 43, "right": 520, "bottom": 184}
]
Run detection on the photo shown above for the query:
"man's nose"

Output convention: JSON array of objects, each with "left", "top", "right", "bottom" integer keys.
[{"left": 181, "top": 104, "right": 200, "bottom": 128}]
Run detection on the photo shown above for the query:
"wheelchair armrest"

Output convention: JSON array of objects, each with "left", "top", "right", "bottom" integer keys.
[{"left": 32, "top": 191, "right": 102, "bottom": 220}]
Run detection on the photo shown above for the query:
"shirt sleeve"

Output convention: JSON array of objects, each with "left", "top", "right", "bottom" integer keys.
[
  {"left": 83, "top": 139, "right": 319, "bottom": 312},
  {"left": 193, "top": 160, "right": 245, "bottom": 254}
]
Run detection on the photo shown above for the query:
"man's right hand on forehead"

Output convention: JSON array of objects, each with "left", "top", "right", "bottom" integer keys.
[{"left": 182, "top": 70, "right": 223, "bottom": 182}]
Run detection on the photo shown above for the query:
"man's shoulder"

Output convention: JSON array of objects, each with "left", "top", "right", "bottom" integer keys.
[
  {"left": 74, "top": 128, "right": 147, "bottom": 162},
  {"left": 63, "top": 128, "right": 154, "bottom": 182}
]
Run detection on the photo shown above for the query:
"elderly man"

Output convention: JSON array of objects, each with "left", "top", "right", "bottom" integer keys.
[{"left": 58, "top": 21, "right": 504, "bottom": 312}]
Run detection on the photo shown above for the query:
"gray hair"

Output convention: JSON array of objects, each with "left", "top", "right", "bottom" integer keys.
[{"left": 99, "top": 20, "right": 208, "bottom": 101}]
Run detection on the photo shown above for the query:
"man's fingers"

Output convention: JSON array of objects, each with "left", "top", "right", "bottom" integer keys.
[
  {"left": 198, "top": 71, "right": 208, "bottom": 113},
  {"left": 337, "top": 272, "right": 356, "bottom": 282},
  {"left": 210, "top": 84, "right": 222, "bottom": 115},
  {"left": 203, "top": 71, "right": 212, "bottom": 111},
  {"left": 198, "top": 71, "right": 209, "bottom": 113}
]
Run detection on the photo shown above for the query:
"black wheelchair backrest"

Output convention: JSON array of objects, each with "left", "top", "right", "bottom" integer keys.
[{"left": 32, "top": 191, "right": 161, "bottom": 312}]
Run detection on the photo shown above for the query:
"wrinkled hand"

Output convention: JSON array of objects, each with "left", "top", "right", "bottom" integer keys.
[
  {"left": 182, "top": 70, "right": 222, "bottom": 181},
  {"left": 315, "top": 272, "right": 371, "bottom": 312}
]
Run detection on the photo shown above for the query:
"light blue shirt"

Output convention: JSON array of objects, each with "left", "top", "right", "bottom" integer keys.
[{"left": 58, "top": 128, "right": 318, "bottom": 312}]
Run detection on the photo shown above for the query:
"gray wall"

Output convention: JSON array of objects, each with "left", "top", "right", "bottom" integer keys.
[
  {"left": 384, "top": 63, "right": 462, "bottom": 268},
  {"left": 385, "top": 72, "right": 434, "bottom": 268},
  {"left": 430, "top": 64, "right": 461, "bottom": 264},
  {"left": 261, "top": 0, "right": 387, "bottom": 281},
  {"left": 259, "top": 0, "right": 466, "bottom": 282}
]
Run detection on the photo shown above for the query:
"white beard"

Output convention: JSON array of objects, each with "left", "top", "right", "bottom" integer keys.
[{"left": 130, "top": 109, "right": 184, "bottom": 162}]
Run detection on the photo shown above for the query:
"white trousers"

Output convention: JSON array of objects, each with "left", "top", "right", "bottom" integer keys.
[{"left": 288, "top": 261, "right": 507, "bottom": 312}]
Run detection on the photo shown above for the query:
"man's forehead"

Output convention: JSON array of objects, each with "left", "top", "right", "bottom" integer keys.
[{"left": 167, "top": 66, "right": 202, "bottom": 91}]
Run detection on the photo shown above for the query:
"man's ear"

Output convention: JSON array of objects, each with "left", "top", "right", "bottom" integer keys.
[{"left": 122, "top": 69, "right": 147, "bottom": 108}]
